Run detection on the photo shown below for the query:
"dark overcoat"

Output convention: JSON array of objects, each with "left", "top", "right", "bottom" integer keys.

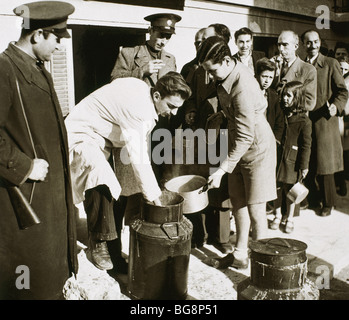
[
  {"left": 309, "top": 53, "right": 348, "bottom": 175},
  {"left": 0, "top": 44, "right": 78, "bottom": 300},
  {"left": 266, "top": 88, "right": 284, "bottom": 143},
  {"left": 277, "top": 113, "right": 312, "bottom": 184}
]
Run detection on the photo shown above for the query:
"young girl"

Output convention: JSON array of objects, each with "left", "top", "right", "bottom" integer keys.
[{"left": 270, "top": 81, "right": 312, "bottom": 233}]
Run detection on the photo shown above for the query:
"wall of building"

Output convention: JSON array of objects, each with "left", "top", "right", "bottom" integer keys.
[{"left": 1, "top": 0, "right": 348, "bottom": 110}]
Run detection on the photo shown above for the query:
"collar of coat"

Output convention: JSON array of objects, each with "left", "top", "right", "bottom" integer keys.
[
  {"left": 219, "top": 58, "right": 243, "bottom": 94},
  {"left": 286, "top": 112, "right": 308, "bottom": 123},
  {"left": 313, "top": 52, "right": 325, "bottom": 68},
  {"left": 135, "top": 43, "right": 172, "bottom": 61},
  {"left": 5, "top": 43, "right": 53, "bottom": 95},
  {"left": 279, "top": 56, "right": 311, "bottom": 81}
]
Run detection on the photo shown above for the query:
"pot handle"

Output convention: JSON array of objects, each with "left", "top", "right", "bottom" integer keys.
[
  {"left": 265, "top": 238, "right": 291, "bottom": 248},
  {"left": 199, "top": 183, "right": 209, "bottom": 194},
  {"left": 161, "top": 222, "right": 179, "bottom": 240}
]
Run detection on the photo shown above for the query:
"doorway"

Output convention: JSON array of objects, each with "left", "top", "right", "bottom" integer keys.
[{"left": 71, "top": 25, "right": 146, "bottom": 104}]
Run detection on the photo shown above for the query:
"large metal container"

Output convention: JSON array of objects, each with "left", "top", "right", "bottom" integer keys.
[
  {"left": 128, "top": 190, "right": 193, "bottom": 300},
  {"left": 238, "top": 238, "right": 319, "bottom": 300}
]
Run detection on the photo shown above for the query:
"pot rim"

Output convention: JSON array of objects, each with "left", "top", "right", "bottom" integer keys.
[{"left": 164, "top": 175, "right": 207, "bottom": 194}]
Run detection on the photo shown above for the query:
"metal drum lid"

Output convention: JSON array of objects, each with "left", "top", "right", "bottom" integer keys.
[
  {"left": 250, "top": 238, "right": 308, "bottom": 266},
  {"left": 250, "top": 238, "right": 308, "bottom": 256}
]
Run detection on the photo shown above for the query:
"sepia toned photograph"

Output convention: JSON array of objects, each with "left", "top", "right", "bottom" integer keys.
[{"left": 0, "top": 0, "right": 348, "bottom": 306}]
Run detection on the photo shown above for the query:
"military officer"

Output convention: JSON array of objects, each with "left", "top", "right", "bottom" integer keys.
[
  {"left": 0, "top": 1, "right": 77, "bottom": 299},
  {"left": 110, "top": 13, "right": 181, "bottom": 87}
]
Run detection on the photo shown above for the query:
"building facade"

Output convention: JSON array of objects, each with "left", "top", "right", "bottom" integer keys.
[{"left": 1, "top": 0, "right": 348, "bottom": 114}]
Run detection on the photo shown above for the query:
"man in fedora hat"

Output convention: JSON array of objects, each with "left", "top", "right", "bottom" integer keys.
[
  {"left": 0, "top": 1, "right": 77, "bottom": 299},
  {"left": 110, "top": 13, "right": 181, "bottom": 87}
]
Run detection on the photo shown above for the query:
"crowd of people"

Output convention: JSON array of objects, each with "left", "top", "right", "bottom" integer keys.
[{"left": 0, "top": 0, "right": 348, "bottom": 300}]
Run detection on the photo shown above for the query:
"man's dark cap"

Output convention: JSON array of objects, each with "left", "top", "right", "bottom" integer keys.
[
  {"left": 14, "top": 1, "right": 75, "bottom": 38},
  {"left": 144, "top": 13, "right": 181, "bottom": 34}
]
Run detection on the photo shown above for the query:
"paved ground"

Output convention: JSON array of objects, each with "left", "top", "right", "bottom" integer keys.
[{"left": 74, "top": 180, "right": 349, "bottom": 300}]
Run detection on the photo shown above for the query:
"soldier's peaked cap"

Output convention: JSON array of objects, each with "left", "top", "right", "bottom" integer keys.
[
  {"left": 14, "top": 1, "right": 75, "bottom": 38},
  {"left": 145, "top": 13, "right": 181, "bottom": 34}
]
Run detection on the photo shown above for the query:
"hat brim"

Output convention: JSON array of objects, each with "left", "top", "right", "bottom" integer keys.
[
  {"left": 52, "top": 28, "right": 71, "bottom": 38},
  {"left": 152, "top": 26, "right": 175, "bottom": 34}
]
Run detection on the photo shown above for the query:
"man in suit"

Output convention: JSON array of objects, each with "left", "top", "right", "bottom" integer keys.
[
  {"left": 272, "top": 30, "right": 317, "bottom": 112},
  {"left": 110, "top": 13, "right": 181, "bottom": 87},
  {"left": 180, "top": 27, "right": 206, "bottom": 84},
  {"left": 301, "top": 30, "right": 348, "bottom": 216},
  {"left": 232, "top": 27, "right": 265, "bottom": 75}
]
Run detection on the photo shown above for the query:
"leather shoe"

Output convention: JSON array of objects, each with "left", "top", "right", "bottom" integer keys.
[
  {"left": 211, "top": 253, "right": 249, "bottom": 269},
  {"left": 89, "top": 240, "right": 114, "bottom": 270},
  {"left": 320, "top": 206, "right": 332, "bottom": 217}
]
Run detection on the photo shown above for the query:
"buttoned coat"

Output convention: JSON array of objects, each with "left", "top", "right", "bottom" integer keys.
[
  {"left": 0, "top": 44, "right": 78, "bottom": 299},
  {"left": 274, "top": 56, "right": 317, "bottom": 111},
  {"left": 110, "top": 44, "right": 176, "bottom": 86},
  {"left": 308, "top": 53, "right": 348, "bottom": 175},
  {"left": 277, "top": 113, "right": 312, "bottom": 184}
]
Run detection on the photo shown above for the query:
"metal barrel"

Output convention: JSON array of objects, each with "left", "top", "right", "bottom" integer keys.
[{"left": 127, "top": 191, "right": 193, "bottom": 300}]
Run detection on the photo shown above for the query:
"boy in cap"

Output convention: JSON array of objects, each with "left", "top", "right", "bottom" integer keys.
[
  {"left": 0, "top": 1, "right": 77, "bottom": 299},
  {"left": 110, "top": 13, "right": 181, "bottom": 87}
]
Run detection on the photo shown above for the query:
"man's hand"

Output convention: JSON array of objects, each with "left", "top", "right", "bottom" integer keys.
[
  {"left": 28, "top": 158, "right": 49, "bottom": 181},
  {"left": 328, "top": 103, "right": 337, "bottom": 117},
  {"left": 152, "top": 197, "right": 162, "bottom": 206},
  {"left": 144, "top": 59, "right": 166, "bottom": 75},
  {"left": 185, "top": 111, "right": 196, "bottom": 126},
  {"left": 300, "top": 169, "right": 309, "bottom": 180}
]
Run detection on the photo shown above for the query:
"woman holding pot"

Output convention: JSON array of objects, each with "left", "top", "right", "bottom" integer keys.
[{"left": 198, "top": 37, "right": 277, "bottom": 269}]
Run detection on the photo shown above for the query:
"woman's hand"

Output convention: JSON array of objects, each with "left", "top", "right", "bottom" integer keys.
[{"left": 207, "top": 168, "right": 226, "bottom": 189}]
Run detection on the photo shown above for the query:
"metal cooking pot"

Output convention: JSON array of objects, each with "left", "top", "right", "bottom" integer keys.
[
  {"left": 164, "top": 175, "right": 209, "bottom": 214},
  {"left": 140, "top": 190, "right": 184, "bottom": 224},
  {"left": 287, "top": 181, "right": 309, "bottom": 204}
]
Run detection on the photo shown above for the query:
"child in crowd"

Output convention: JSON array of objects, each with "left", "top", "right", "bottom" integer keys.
[
  {"left": 270, "top": 81, "right": 312, "bottom": 233},
  {"left": 255, "top": 58, "right": 285, "bottom": 218}
]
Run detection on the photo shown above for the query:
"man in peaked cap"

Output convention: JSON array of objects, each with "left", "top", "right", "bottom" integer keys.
[
  {"left": 108, "top": 14, "right": 182, "bottom": 239},
  {"left": 0, "top": 1, "right": 77, "bottom": 299},
  {"left": 110, "top": 13, "right": 181, "bottom": 86}
]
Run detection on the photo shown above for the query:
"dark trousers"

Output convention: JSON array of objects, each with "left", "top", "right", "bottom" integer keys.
[
  {"left": 305, "top": 171, "right": 337, "bottom": 208},
  {"left": 317, "top": 174, "right": 337, "bottom": 207},
  {"left": 84, "top": 185, "right": 118, "bottom": 241},
  {"left": 184, "top": 211, "right": 206, "bottom": 246},
  {"left": 205, "top": 206, "right": 231, "bottom": 244},
  {"left": 83, "top": 185, "right": 125, "bottom": 259}
]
